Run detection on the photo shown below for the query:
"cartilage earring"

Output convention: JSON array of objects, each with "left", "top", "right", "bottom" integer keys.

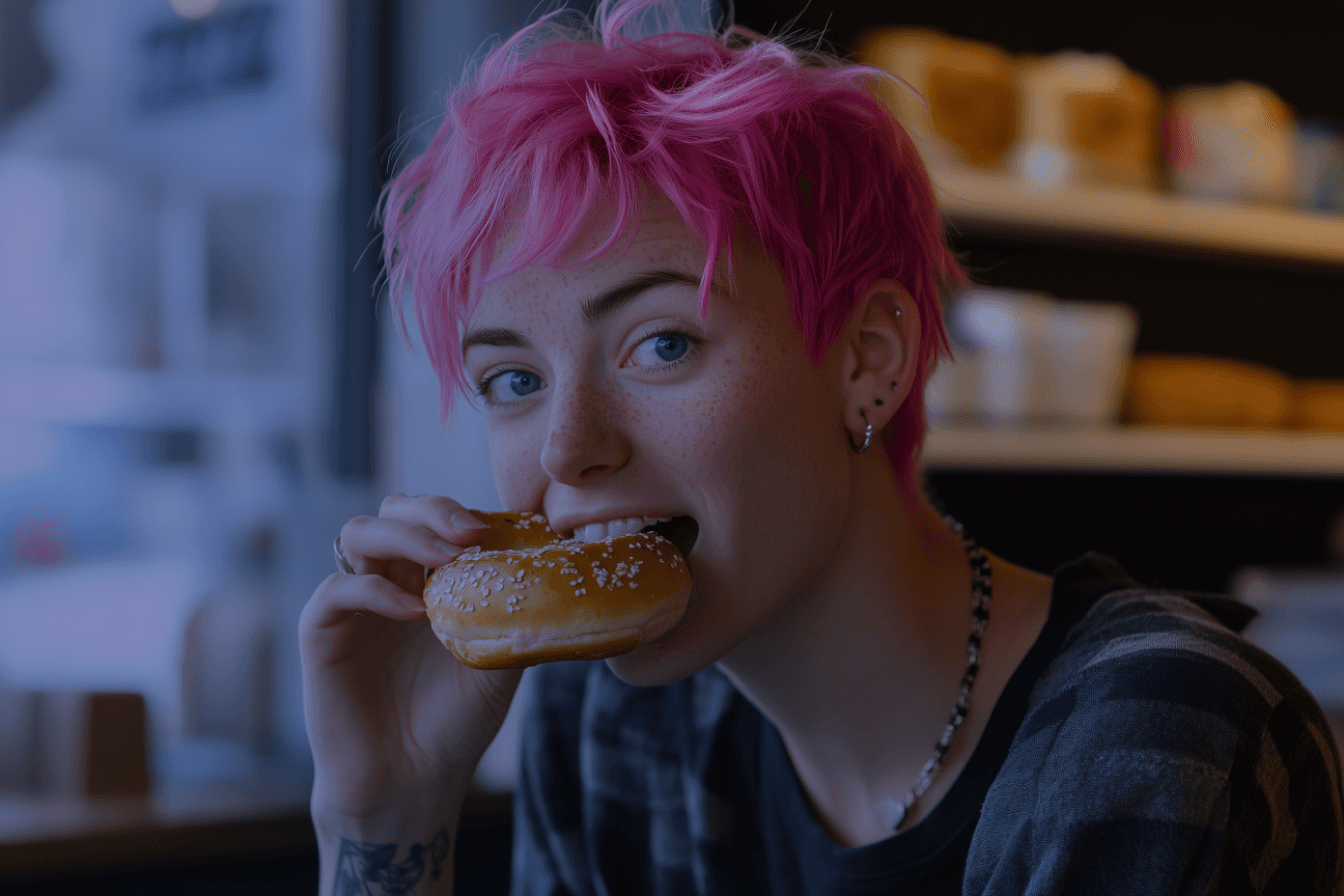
[
  {"left": 847, "top": 410, "right": 874, "bottom": 454},
  {"left": 890, "top": 381, "right": 898, "bottom": 390}
]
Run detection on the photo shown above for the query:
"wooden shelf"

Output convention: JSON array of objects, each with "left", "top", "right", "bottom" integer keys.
[
  {"left": 931, "top": 167, "right": 1344, "bottom": 268},
  {"left": 0, "top": 784, "right": 312, "bottom": 879},
  {"left": 0, "top": 785, "right": 512, "bottom": 881},
  {"left": 923, "top": 424, "right": 1344, "bottom": 477}
]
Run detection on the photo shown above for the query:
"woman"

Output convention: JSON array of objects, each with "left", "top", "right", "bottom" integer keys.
[{"left": 300, "top": 2, "right": 1343, "bottom": 893}]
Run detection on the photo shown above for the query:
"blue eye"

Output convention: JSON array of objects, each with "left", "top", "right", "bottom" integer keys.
[
  {"left": 654, "top": 334, "right": 689, "bottom": 362},
  {"left": 504, "top": 371, "right": 542, "bottom": 396},
  {"left": 479, "top": 369, "right": 544, "bottom": 406},
  {"left": 630, "top": 331, "right": 696, "bottom": 367}
]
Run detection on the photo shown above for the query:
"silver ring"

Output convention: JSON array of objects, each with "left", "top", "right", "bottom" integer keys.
[
  {"left": 333, "top": 535, "right": 356, "bottom": 575},
  {"left": 848, "top": 411, "right": 874, "bottom": 454}
]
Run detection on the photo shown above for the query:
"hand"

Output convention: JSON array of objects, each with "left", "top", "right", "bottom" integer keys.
[{"left": 300, "top": 495, "right": 523, "bottom": 821}]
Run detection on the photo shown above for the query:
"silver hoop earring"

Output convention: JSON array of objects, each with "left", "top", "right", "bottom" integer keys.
[{"left": 847, "top": 411, "right": 873, "bottom": 454}]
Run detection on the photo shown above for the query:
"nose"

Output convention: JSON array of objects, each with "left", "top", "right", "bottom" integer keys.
[{"left": 539, "top": 379, "right": 631, "bottom": 484}]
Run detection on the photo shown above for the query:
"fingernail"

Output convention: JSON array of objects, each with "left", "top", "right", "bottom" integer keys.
[
  {"left": 431, "top": 538, "right": 457, "bottom": 557},
  {"left": 451, "top": 511, "right": 488, "bottom": 529}
]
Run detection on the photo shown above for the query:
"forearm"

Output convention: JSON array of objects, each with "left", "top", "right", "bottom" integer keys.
[{"left": 313, "top": 788, "right": 467, "bottom": 896}]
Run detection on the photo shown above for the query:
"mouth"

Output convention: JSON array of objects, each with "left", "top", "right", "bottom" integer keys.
[
  {"left": 569, "top": 515, "right": 699, "bottom": 559},
  {"left": 648, "top": 516, "right": 698, "bottom": 559}
]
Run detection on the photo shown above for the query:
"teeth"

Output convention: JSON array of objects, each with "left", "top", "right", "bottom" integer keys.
[{"left": 573, "top": 516, "right": 673, "bottom": 543}]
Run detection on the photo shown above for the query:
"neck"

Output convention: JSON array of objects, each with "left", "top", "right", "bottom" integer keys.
[{"left": 715, "top": 453, "right": 974, "bottom": 845}]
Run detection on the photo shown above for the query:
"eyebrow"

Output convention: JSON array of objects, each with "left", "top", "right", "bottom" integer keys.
[{"left": 460, "top": 269, "right": 713, "bottom": 357}]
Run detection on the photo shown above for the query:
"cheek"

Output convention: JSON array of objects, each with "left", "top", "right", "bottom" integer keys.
[
  {"left": 719, "top": 345, "right": 848, "bottom": 560},
  {"left": 487, "top": 419, "right": 543, "bottom": 509},
  {"left": 694, "top": 344, "right": 847, "bottom": 550},
  {"left": 730, "top": 334, "right": 839, "bottom": 475}
]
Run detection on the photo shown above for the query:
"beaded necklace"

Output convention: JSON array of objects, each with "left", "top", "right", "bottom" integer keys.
[{"left": 875, "top": 517, "right": 992, "bottom": 831}]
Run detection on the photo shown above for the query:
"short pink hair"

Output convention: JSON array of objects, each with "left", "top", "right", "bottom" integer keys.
[{"left": 381, "top": 0, "right": 964, "bottom": 492}]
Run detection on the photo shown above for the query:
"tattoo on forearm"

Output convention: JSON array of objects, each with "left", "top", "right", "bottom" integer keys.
[{"left": 333, "top": 828, "right": 452, "bottom": 895}]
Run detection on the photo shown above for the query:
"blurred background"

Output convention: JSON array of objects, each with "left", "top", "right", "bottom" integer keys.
[{"left": 0, "top": 0, "right": 1341, "bottom": 892}]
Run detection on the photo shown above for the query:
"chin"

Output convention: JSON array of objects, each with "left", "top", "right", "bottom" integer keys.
[
  {"left": 604, "top": 629, "right": 705, "bottom": 687},
  {"left": 603, "top": 592, "right": 724, "bottom": 687}
]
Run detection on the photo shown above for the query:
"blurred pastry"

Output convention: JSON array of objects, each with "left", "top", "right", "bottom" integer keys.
[
  {"left": 1124, "top": 355, "right": 1294, "bottom": 429},
  {"left": 1011, "top": 52, "right": 1161, "bottom": 190},
  {"left": 1292, "top": 380, "right": 1344, "bottom": 432},
  {"left": 1166, "top": 82, "right": 1298, "bottom": 205},
  {"left": 857, "top": 27, "right": 1018, "bottom": 170}
]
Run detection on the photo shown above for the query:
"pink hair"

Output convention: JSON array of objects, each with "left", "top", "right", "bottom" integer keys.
[{"left": 380, "top": 0, "right": 964, "bottom": 493}]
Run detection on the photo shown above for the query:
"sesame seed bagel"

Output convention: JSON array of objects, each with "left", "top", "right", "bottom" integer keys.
[{"left": 424, "top": 511, "right": 692, "bottom": 670}]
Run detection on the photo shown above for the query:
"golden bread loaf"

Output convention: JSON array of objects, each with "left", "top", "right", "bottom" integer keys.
[
  {"left": 1014, "top": 51, "right": 1161, "bottom": 189},
  {"left": 1123, "top": 355, "right": 1294, "bottom": 428},
  {"left": 1293, "top": 381, "right": 1344, "bottom": 432},
  {"left": 857, "top": 27, "right": 1018, "bottom": 169}
]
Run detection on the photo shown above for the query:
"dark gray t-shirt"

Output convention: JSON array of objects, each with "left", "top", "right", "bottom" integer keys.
[{"left": 511, "top": 554, "right": 1344, "bottom": 895}]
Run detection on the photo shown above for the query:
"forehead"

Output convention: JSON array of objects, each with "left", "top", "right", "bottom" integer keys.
[{"left": 479, "top": 192, "right": 712, "bottom": 303}]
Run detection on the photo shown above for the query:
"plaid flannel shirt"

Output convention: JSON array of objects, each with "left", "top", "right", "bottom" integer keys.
[{"left": 512, "top": 554, "right": 1344, "bottom": 895}]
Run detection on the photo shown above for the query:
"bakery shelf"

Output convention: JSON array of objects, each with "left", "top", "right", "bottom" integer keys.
[
  {"left": 923, "top": 424, "right": 1344, "bottom": 477},
  {"left": 931, "top": 166, "right": 1344, "bottom": 268}
]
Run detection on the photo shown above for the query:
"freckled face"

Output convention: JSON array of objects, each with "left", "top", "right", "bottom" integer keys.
[{"left": 464, "top": 196, "right": 854, "bottom": 685}]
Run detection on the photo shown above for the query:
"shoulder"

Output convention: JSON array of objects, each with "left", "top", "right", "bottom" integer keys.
[
  {"left": 1040, "top": 585, "right": 1296, "bottom": 720},
  {"left": 968, "top": 581, "right": 1344, "bottom": 895},
  {"left": 1021, "top": 585, "right": 1329, "bottom": 813}
]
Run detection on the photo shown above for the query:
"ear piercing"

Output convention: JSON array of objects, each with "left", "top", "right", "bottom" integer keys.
[
  {"left": 849, "top": 380, "right": 902, "bottom": 452},
  {"left": 847, "top": 409, "right": 874, "bottom": 454}
]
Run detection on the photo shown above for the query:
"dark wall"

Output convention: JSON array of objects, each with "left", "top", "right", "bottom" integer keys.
[{"left": 926, "top": 471, "right": 1344, "bottom": 593}]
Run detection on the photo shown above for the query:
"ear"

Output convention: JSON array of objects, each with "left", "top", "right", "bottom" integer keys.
[{"left": 838, "top": 279, "right": 919, "bottom": 442}]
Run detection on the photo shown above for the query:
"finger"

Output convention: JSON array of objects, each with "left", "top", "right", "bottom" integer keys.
[
  {"left": 301, "top": 572, "right": 426, "bottom": 638},
  {"left": 384, "top": 557, "right": 431, "bottom": 598},
  {"left": 377, "top": 493, "right": 491, "bottom": 541},
  {"left": 339, "top": 515, "right": 467, "bottom": 571}
]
